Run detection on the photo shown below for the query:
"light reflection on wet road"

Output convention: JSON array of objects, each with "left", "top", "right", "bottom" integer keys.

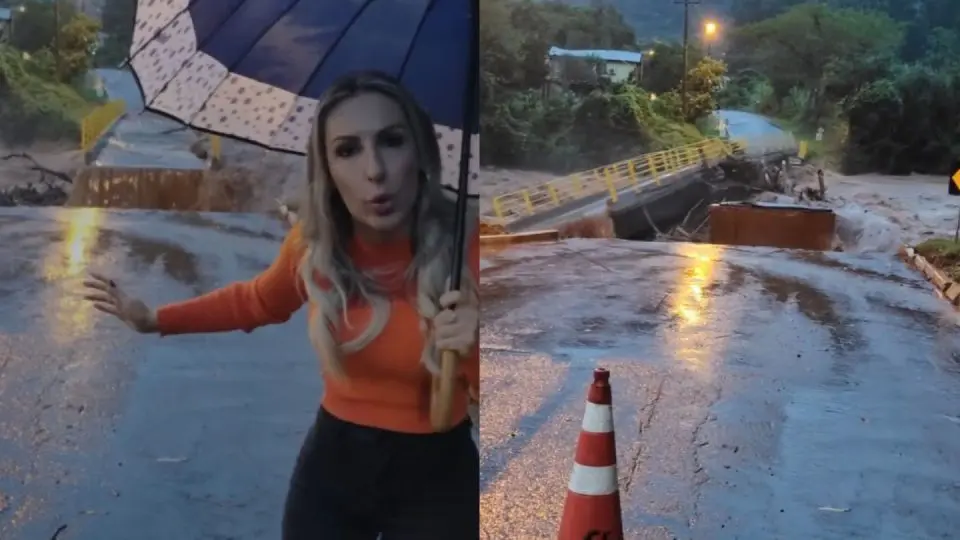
[
  {"left": 0, "top": 208, "right": 317, "bottom": 540},
  {"left": 480, "top": 239, "right": 960, "bottom": 539}
]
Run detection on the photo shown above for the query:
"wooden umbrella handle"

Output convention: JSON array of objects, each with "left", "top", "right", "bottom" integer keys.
[{"left": 430, "top": 349, "right": 460, "bottom": 431}]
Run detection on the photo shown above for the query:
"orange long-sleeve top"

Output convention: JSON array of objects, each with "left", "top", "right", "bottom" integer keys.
[{"left": 155, "top": 225, "right": 480, "bottom": 434}]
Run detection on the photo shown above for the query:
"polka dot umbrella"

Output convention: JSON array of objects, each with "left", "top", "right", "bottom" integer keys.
[
  {"left": 127, "top": 0, "right": 479, "bottom": 431},
  {"left": 127, "top": 0, "right": 479, "bottom": 199}
]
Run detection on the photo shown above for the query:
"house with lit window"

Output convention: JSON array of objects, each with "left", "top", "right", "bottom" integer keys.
[{"left": 546, "top": 46, "right": 644, "bottom": 89}]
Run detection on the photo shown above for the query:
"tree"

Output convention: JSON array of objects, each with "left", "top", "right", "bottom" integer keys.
[
  {"left": 101, "top": 0, "right": 136, "bottom": 45},
  {"left": 639, "top": 42, "right": 703, "bottom": 95},
  {"left": 843, "top": 66, "right": 960, "bottom": 175},
  {"left": 58, "top": 13, "right": 100, "bottom": 82},
  {"left": 479, "top": 0, "right": 655, "bottom": 169},
  {"left": 730, "top": 0, "right": 805, "bottom": 25},
  {"left": 9, "top": 0, "right": 79, "bottom": 53},
  {"left": 97, "top": 0, "right": 137, "bottom": 65},
  {"left": 682, "top": 57, "right": 727, "bottom": 123},
  {"left": 925, "top": 27, "right": 960, "bottom": 70},
  {"left": 730, "top": 2, "right": 902, "bottom": 124},
  {"left": 8, "top": 0, "right": 99, "bottom": 83}
]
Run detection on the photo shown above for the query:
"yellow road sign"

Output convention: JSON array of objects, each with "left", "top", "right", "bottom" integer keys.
[{"left": 954, "top": 169, "right": 960, "bottom": 190}]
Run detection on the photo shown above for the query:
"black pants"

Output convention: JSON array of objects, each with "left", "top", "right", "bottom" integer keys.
[{"left": 281, "top": 408, "right": 479, "bottom": 539}]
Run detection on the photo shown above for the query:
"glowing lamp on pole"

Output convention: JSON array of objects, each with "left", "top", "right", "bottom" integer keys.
[{"left": 704, "top": 20, "right": 718, "bottom": 56}]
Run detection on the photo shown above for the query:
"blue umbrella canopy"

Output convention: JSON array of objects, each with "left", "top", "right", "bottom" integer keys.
[{"left": 128, "top": 0, "right": 479, "bottom": 196}]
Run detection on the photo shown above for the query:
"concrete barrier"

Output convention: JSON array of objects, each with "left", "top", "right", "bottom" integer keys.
[
  {"left": 900, "top": 246, "right": 960, "bottom": 306},
  {"left": 68, "top": 167, "right": 242, "bottom": 211},
  {"left": 708, "top": 202, "right": 836, "bottom": 251}
]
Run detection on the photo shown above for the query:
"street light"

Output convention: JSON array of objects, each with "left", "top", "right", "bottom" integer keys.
[{"left": 703, "top": 20, "right": 719, "bottom": 56}]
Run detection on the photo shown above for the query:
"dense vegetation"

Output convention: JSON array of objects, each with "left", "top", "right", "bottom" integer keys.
[
  {"left": 722, "top": 0, "right": 960, "bottom": 174},
  {"left": 480, "top": 0, "right": 724, "bottom": 172},
  {"left": 483, "top": 0, "right": 960, "bottom": 176},
  {"left": 0, "top": 0, "right": 102, "bottom": 144},
  {"left": 96, "top": 0, "right": 136, "bottom": 68}
]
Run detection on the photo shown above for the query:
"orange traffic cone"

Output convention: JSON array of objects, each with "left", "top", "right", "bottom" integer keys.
[{"left": 557, "top": 368, "right": 624, "bottom": 540}]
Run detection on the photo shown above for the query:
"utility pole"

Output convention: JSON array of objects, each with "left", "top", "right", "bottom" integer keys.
[
  {"left": 675, "top": 0, "right": 700, "bottom": 119},
  {"left": 54, "top": 0, "right": 62, "bottom": 80}
]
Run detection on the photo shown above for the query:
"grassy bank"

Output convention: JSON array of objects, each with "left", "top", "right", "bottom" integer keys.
[
  {"left": 915, "top": 237, "right": 960, "bottom": 281},
  {"left": 0, "top": 46, "right": 97, "bottom": 146}
]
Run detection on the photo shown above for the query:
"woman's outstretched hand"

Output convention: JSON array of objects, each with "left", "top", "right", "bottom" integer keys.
[
  {"left": 433, "top": 289, "right": 479, "bottom": 357},
  {"left": 82, "top": 272, "right": 159, "bottom": 334}
]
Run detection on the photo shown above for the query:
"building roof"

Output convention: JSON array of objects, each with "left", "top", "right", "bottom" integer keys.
[
  {"left": 0, "top": 8, "right": 11, "bottom": 21},
  {"left": 548, "top": 46, "right": 643, "bottom": 64}
]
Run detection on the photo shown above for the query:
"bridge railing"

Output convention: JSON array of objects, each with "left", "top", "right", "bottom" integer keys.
[
  {"left": 80, "top": 100, "right": 126, "bottom": 153},
  {"left": 490, "top": 138, "right": 745, "bottom": 222}
]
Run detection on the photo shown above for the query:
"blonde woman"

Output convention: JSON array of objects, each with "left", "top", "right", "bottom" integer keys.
[{"left": 83, "top": 71, "right": 480, "bottom": 539}]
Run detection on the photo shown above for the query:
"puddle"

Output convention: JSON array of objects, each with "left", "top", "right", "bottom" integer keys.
[
  {"left": 121, "top": 233, "right": 202, "bottom": 291},
  {"left": 863, "top": 295, "right": 942, "bottom": 332},
  {"left": 162, "top": 213, "right": 283, "bottom": 241},
  {"left": 721, "top": 262, "right": 863, "bottom": 352},
  {"left": 713, "top": 264, "right": 749, "bottom": 295},
  {"left": 85, "top": 230, "right": 204, "bottom": 293},
  {"left": 788, "top": 251, "right": 919, "bottom": 288},
  {"left": 757, "top": 271, "right": 862, "bottom": 351},
  {"left": 480, "top": 279, "right": 540, "bottom": 322}
]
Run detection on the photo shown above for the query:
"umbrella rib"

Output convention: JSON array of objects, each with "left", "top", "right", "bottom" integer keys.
[
  {"left": 180, "top": 0, "right": 308, "bottom": 128},
  {"left": 126, "top": 0, "right": 202, "bottom": 69},
  {"left": 141, "top": 0, "right": 263, "bottom": 110},
  {"left": 189, "top": 0, "right": 374, "bottom": 150},
  {"left": 396, "top": 0, "right": 438, "bottom": 78},
  {"left": 293, "top": 0, "right": 379, "bottom": 100}
]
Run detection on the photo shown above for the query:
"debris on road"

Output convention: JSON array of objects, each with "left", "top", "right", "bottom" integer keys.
[
  {"left": 0, "top": 152, "right": 73, "bottom": 207},
  {"left": 0, "top": 182, "right": 69, "bottom": 207},
  {"left": 818, "top": 507, "right": 851, "bottom": 513},
  {"left": 156, "top": 457, "right": 189, "bottom": 463}
]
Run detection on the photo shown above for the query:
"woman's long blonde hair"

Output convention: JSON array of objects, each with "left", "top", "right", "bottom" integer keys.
[{"left": 297, "top": 71, "right": 477, "bottom": 378}]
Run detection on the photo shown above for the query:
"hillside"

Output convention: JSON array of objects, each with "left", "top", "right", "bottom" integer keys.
[{"left": 554, "top": 0, "right": 734, "bottom": 42}]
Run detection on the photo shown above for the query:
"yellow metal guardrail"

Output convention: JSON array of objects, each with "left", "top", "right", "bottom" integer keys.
[
  {"left": 80, "top": 99, "right": 126, "bottom": 152},
  {"left": 490, "top": 138, "right": 745, "bottom": 222},
  {"left": 210, "top": 134, "right": 222, "bottom": 161}
]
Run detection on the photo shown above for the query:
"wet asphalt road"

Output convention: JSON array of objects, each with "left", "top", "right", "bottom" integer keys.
[
  {"left": 480, "top": 239, "right": 960, "bottom": 539},
  {"left": 5, "top": 204, "right": 960, "bottom": 539},
  {"left": 715, "top": 110, "right": 797, "bottom": 157},
  {"left": 0, "top": 207, "right": 318, "bottom": 539}
]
